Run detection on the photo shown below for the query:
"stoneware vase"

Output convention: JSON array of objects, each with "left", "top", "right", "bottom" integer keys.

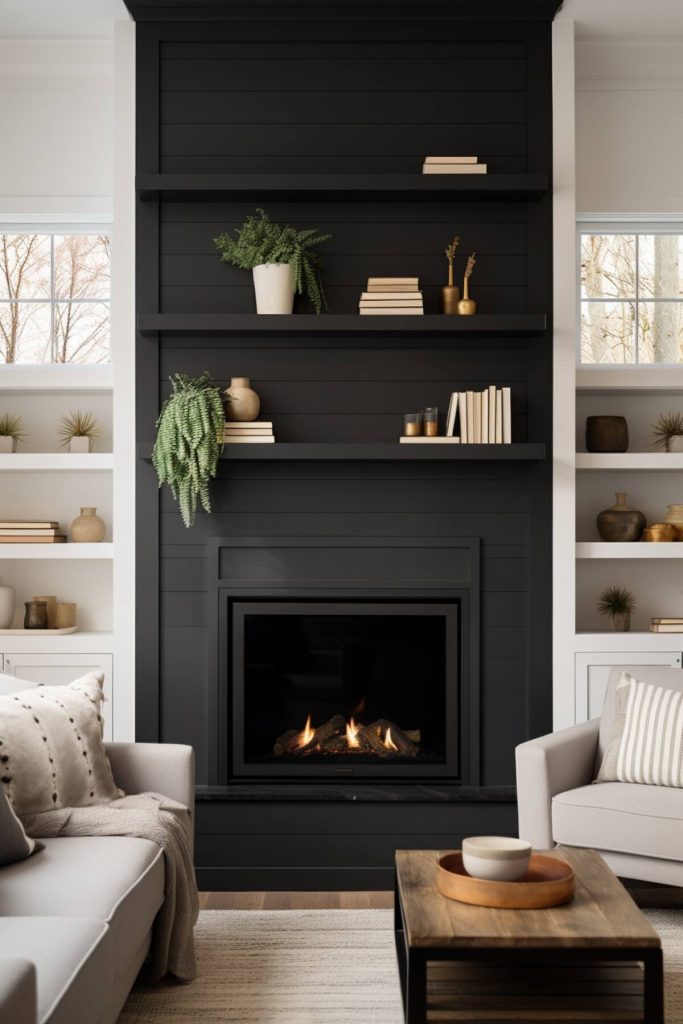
[
  {"left": 70, "top": 507, "right": 105, "bottom": 543},
  {"left": 0, "top": 577, "right": 15, "bottom": 629},
  {"left": 457, "top": 278, "right": 476, "bottom": 316},
  {"left": 54, "top": 602, "right": 77, "bottom": 629},
  {"left": 596, "top": 492, "right": 646, "bottom": 543},
  {"left": 252, "top": 262, "right": 295, "bottom": 314},
  {"left": 0, "top": 436, "right": 16, "bottom": 453},
  {"left": 225, "top": 377, "right": 261, "bottom": 422},
  {"left": 585, "top": 415, "right": 628, "bottom": 453},
  {"left": 24, "top": 601, "right": 48, "bottom": 630},
  {"left": 69, "top": 436, "right": 92, "bottom": 453}
]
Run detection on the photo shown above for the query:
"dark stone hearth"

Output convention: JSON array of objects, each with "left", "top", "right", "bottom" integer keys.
[{"left": 197, "top": 784, "right": 516, "bottom": 803}]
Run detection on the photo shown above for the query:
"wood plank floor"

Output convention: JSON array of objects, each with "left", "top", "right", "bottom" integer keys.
[{"left": 199, "top": 891, "right": 395, "bottom": 910}]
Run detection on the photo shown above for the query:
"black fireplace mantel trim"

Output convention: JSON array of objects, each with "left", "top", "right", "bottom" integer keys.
[{"left": 195, "top": 783, "right": 516, "bottom": 802}]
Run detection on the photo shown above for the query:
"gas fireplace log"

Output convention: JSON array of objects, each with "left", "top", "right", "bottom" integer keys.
[
  {"left": 297, "top": 713, "right": 345, "bottom": 755},
  {"left": 367, "top": 720, "right": 419, "bottom": 757},
  {"left": 404, "top": 729, "right": 421, "bottom": 744},
  {"left": 357, "top": 724, "right": 391, "bottom": 758},
  {"left": 273, "top": 729, "right": 301, "bottom": 756}
]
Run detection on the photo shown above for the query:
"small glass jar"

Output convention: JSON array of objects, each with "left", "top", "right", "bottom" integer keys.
[
  {"left": 423, "top": 407, "right": 439, "bottom": 437},
  {"left": 403, "top": 412, "right": 422, "bottom": 437}
]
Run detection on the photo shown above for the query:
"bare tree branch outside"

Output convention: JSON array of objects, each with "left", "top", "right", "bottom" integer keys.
[
  {"left": 0, "top": 233, "right": 110, "bottom": 364},
  {"left": 581, "top": 232, "right": 683, "bottom": 364}
]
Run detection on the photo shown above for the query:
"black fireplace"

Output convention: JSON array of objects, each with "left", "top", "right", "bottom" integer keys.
[{"left": 229, "top": 600, "right": 461, "bottom": 781}]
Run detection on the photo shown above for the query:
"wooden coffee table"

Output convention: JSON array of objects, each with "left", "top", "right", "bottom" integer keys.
[{"left": 394, "top": 848, "right": 663, "bottom": 1023}]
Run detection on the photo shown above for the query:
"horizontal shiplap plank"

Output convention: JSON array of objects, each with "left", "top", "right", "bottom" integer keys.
[
  {"left": 160, "top": 58, "right": 527, "bottom": 93},
  {"left": 161, "top": 201, "right": 527, "bottom": 225},
  {"left": 161, "top": 41, "right": 528, "bottom": 62}
]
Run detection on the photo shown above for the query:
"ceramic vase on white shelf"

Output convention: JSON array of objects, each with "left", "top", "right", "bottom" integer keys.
[
  {"left": 0, "top": 437, "right": 16, "bottom": 453},
  {"left": 70, "top": 507, "right": 106, "bottom": 543},
  {"left": 252, "top": 263, "right": 295, "bottom": 314},
  {"left": 0, "top": 578, "right": 15, "bottom": 629},
  {"left": 69, "top": 436, "right": 92, "bottom": 453}
]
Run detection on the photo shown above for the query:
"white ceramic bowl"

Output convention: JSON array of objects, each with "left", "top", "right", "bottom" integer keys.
[{"left": 462, "top": 836, "right": 532, "bottom": 882}]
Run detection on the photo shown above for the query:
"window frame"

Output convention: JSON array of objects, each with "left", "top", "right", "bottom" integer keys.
[
  {"left": 577, "top": 218, "right": 683, "bottom": 367},
  {"left": 0, "top": 223, "right": 112, "bottom": 366}
]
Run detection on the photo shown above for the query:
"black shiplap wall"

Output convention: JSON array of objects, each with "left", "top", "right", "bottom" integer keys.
[{"left": 133, "top": 4, "right": 555, "bottom": 889}]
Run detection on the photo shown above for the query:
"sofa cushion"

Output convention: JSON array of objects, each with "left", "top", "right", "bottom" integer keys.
[
  {"left": 0, "top": 785, "right": 36, "bottom": 866},
  {"left": 0, "top": 836, "right": 164, "bottom": 979},
  {"left": 0, "top": 917, "right": 112, "bottom": 1024},
  {"left": 553, "top": 781, "right": 683, "bottom": 862},
  {"left": 0, "top": 673, "right": 121, "bottom": 815},
  {"left": 599, "top": 665, "right": 683, "bottom": 765}
]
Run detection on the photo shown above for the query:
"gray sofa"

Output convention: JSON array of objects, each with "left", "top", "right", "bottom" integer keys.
[
  {"left": 0, "top": 742, "right": 195, "bottom": 1024},
  {"left": 516, "top": 665, "right": 683, "bottom": 887}
]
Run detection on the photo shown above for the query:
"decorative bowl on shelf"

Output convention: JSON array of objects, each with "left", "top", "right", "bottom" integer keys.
[
  {"left": 462, "top": 836, "right": 532, "bottom": 882},
  {"left": 642, "top": 524, "right": 676, "bottom": 543}
]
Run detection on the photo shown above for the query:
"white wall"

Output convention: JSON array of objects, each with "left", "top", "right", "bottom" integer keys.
[
  {"left": 576, "top": 40, "right": 683, "bottom": 214},
  {"left": 0, "top": 39, "right": 113, "bottom": 218}
]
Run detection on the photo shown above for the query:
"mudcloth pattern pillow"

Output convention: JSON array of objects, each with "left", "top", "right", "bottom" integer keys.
[
  {"left": 0, "top": 672, "right": 121, "bottom": 816},
  {"left": 597, "top": 671, "right": 683, "bottom": 787}
]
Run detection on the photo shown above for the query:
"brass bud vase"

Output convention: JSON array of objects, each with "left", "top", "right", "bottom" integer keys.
[
  {"left": 596, "top": 493, "right": 646, "bottom": 543},
  {"left": 457, "top": 278, "right": 476, "bottom": 316},
  {"left": 441, "top": 266, "right": 460, "bottom": 315}
]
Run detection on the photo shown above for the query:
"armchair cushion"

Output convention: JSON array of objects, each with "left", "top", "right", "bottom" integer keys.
[{"left": 553, "top": 781, "right": 683, "bottom": 862}]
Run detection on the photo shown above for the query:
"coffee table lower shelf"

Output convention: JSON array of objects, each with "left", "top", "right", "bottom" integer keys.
[{"left": 393, "top": 848, "right": 664, "bottom": 1024}]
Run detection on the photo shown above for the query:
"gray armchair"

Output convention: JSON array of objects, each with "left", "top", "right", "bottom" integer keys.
[{"left": 516, "top": 665, "right": 683, "bottom": 886}]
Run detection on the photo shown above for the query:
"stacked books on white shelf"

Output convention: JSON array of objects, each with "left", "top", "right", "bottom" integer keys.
[
  {"left": 224, "top": 422, "right": 275, "bottom": 444},
  {"left": 359, "top": 277, "right": 424, "bottom": 316},
  {"left": 399, "top": 386, "right": 512, "bottom": 444},
  {"left": 422, "top": 156, "right": 487, "bottom": 175},
  {"left": 0, "top": 520, "right": 66, "bottom": 544},
  {"left": 650, "top": 617, "right": 683, "bottom": 634}
]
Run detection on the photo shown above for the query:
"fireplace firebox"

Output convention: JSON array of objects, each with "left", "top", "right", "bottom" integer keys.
[{"left": 230, "top": 600, "right": 461, "bottom": 781}]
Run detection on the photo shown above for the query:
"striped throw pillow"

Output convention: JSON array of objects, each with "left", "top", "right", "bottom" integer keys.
[{"left": 597, "top": 671, "right": 683, "bottom": 787}]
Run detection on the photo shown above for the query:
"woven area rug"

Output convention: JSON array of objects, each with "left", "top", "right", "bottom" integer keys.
[{"left": 118, "top": 908, "right": 683, "bottom": 1023}]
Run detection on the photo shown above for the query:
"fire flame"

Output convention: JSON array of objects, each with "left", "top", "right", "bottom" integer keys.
[
  {"left": 297, "top": 714, "right": 315, "bottom": 748},
  {"left": 345, "top": 716, "right": 360, "bottom": 749},
  {"left": 384, "top": 726, "right": 398, "bottom": 752}
]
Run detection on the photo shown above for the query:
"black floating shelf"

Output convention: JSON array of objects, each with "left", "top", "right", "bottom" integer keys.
[
  {"left": 138, "top": 313, "right": 547, "bottom": 337},
  {"left": 136, "top": 173, "right": 547, "bottom": 203},
  {"left": 139, "top": 442, "right": 545, "bottom": 462}
]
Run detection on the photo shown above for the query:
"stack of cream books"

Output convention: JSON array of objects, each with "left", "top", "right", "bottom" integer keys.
[
  {"left": 422, "top": 156, "right": 487, "bottom": 175},
  {"left": 650, "top": 617, "right": 683, "bottom": 634},
  {"left": 0, "top": 520, "right": 66, "bottom": 543},
  {"left": 400, "top": 386, "right": 512, "bottom": 444},
  {"left": 359, "top": 277, "right": 423, "bottom": 316},
  {"left": 224, "top": 421, "right": 275, "bottom": 444}
]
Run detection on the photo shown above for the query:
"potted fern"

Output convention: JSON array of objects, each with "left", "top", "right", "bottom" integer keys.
[
  {"left": 0, "top": 413, "right": 25, "bottom": 453},
  {"left": 152, "top": 372, "right": 225, "bottom": 528},
  {"left": 214, "top": 208, "right": 330, "bottom": 314}
]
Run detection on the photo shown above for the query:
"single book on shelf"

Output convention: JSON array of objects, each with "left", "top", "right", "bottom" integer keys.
[
  {"left": 445, "top": 393, "right": 459, "bottom": 438},
  {"left": 399, "top": 437, "right": 461, "bottom": 444},
  {"left": 650, "top": 623, "right": 683, "bottom": 633},
  {"left": 422, "top": 163, "right": 487, "bottom": 175},
  {"left": 0, "top": 528, "right": 61, "bottom": 536},
  {"left": 0, "top": 521, "right": 58, "bottom": 529},
  {"left": 359, "top": 308, "right": 423, "bottom": 315},
  {"left": 0, "top": 535, "right": 66, "bottom": 543},
  {"left": 423, "top": 156, "right": 478, "bottom": 164},
  {"left": 223, "top": 436, "right": 275, "bottom": 444}
]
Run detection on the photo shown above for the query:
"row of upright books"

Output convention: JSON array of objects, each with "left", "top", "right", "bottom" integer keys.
[
  {"left": 224, "top": 422, "right": 275, "bottom": 444},
  {"left": 399, "top": 387, "right": 512, "bottom": 445},
  {"left": 359, "top": 277, "right": 424, "bottom": 316},
  {"left": 422, "top": 155, "right": 487, "bottom": 175},
  {"left": 0, "top": 520, "right": 66, "bottom": 544}
]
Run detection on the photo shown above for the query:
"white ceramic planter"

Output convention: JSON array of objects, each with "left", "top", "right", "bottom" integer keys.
[
  {"left": 669, "top": 435, "right": 683, "bottom": 453},
  {"left": 0, "top": 577, "right": 15, "bottom": 629},
  {"left": 0, "top": 436, "right": 16, "bottom": 453},
  {"left": 69, "top": 436, "right": 92, "bottom": 453},
  {"left": 252, "top": 263, "right": 295, "bottom": 314}
]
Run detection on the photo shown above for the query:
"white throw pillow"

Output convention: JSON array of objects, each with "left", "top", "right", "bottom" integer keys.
[
  {"left": 0, "top": 672, "right": 122, "bottom": 816},
  {"left": 597, "top": 671, "right": 683, "bottom": 787},
  {"left": 0, "top": 785, "right": 36, "bottom": 865}
]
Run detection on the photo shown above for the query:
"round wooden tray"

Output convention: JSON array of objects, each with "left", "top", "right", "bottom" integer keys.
[{"left": 436, "top": 852, "right": 575, "bottom": 909}]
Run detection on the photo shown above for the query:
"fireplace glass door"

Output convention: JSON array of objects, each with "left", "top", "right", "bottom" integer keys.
[{"left": 230, "top": 600, "right": 460, "bottom": 780}]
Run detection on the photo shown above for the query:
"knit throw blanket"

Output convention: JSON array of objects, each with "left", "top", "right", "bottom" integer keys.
[{"left": 21, "top": 792, "right": 198, "bottom": 981}]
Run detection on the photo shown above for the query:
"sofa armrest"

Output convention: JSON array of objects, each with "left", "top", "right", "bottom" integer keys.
[
  {"left": 515, "top": 718, "right": 600, "bottom": 849},
  {"left": 105, "top": 743, "right": 195, "bottom": 818},
  {"left": 0, "top": 959, "right": 37, "bottom": 1024}
]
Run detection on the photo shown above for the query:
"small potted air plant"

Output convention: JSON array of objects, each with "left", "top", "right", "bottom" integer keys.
[
  {"left": 0, "top": 414, "right": 25, "bottom": 453},
  {"left": 652, "top": 411, "right": 683, "bottom": 453},
  {"left": 58, "top": 411, "right": 101, "bottom": 453},
  {"left": 457, "top": 252, "right": 477, "bottom": 315},
  {"left": 598, "top": 585, "right": 636, "bottom": 633},
  {"left": 441, "top": 234, "right": 461, "bottom": 314}
]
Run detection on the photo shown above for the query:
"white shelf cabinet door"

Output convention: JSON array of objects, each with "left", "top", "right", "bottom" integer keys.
[
  {"left": 0, "top": 653, "right": 113, "bottom": 741},
  {"left": 574, "top": 651, "right": 682, "bottom": 724}
]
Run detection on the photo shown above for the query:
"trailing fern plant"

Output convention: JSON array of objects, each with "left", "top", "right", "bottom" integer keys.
[
  {"left": 152, "top": 372, "right": 225, "bottom": 528},
  {"left": 214, "top": 208, "right": 331, "bottom": 314}
]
